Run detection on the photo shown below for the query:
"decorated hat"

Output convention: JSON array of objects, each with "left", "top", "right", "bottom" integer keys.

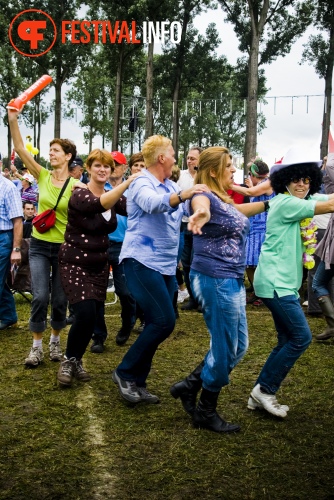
[
  {"left": 111, "top": 151, "right": 127, "bottom": 165},
  {"left": 270, "top": 146, "right": 322, "bottom": 176}
]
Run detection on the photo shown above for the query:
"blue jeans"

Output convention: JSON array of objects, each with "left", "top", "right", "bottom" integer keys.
[
  {"left": 190, "top": 271, "right": 248, "bottom": 392},
  {"left": 0, "top": 231, "right": 17, "bottom": 325},
  {"left": 256, "top": 292, "right": 312, "bottom": 394},
  {"left": 29, "top": 237, "right": 67, "bottom": 333},
  {"left": 116, "top": 258, "right": 176, "bottom": 387},
  {"left": 108, "top": 242, "right": 136, "bottom": 331},
  {"left": 312, "top": 260, "right": 334, "bottom": 298}
]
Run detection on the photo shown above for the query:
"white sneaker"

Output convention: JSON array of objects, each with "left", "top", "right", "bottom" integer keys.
[
  {"left": 247, "top": 395, "right": 289, "bottom": 412},
  {"left": 25, "top": 346, "right": 44, "bottom": 367},
  {"left": 250, "top": 384, "right": 288, "bottom": 418},
  {"left": 49, "top": 342, "right": 62, "bottom": 362},
  {"left": 177, "top": 289, "right": 189, "bottom": 303}
]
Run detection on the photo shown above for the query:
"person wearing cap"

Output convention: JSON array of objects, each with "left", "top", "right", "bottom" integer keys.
[
  {"left": 248, "top": 158, "right": 334, "bottom": 418},
  {"left": 56, "top": 149, "right": 141, "bottom": 386},
  {"left": 69, "top": 156, "right": 89, "bottom": 184},
  {"left": 112, "top": 135, "right": 208, "bottom": 406},
  {"left": 20, "top": 173, "right": 38, "bottom": 206},
  {"left": 90, "top": 150, "right": 138, "bottom": 352}
]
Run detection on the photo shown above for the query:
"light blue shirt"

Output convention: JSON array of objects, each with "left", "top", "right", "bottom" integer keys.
[
  {"left": 105, "top": 180, "right": 128, "bottom": 243},
  {"left": 0, "top": 175, "right": 23, "bottom": 229},
  {"left": 119, "top": 169, "right": 183, "bottom": 275}
]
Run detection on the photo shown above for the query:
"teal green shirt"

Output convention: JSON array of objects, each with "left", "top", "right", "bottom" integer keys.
[{"left": 254, "top": 193, "right": 327, "bottom": 298}]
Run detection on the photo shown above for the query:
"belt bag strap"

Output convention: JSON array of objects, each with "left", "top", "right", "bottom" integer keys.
[{"left": 53, "top": 177, "right": 71, "bottom": 210}]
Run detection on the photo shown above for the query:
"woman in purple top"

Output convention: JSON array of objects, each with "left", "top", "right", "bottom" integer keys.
[{"left": 170, "top": 146, "right": 267, "bottom": 433}]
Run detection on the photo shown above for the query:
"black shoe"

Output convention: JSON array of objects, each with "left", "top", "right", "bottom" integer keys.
[
  {"left": 197, "top": 304, "right": 203, "bottom": 313},
  {"left": 137, "top": 387, "right": 160, "bottom": 404},
  {"left": 66, "top": 315, "right": 75, "bottom": 325},
  {"left": 170, "top": 361, "right": 204, "bottom": 415},
  {"left": 192, "top": 388, "right": 240, "bottom": 433},
  {"left": 116, "top": 328, "right": 131, "bottom": 346},
  {"left": 90, "top": 338, "right": 104, "bottom": 353},
  {"left": 181, "top": 300, "right": 198, "bottom": 311}
]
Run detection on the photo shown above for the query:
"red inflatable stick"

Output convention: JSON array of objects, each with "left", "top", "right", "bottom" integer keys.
[{"left": 7, "top": 75, "right": 53, "bottom": 111}]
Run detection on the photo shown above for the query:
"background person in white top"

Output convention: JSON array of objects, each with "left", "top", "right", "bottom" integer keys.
[{"left": 177, "top": 147, "right": 203, "bottom": 311}]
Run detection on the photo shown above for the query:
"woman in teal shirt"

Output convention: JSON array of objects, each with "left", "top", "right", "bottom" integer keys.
[{"left": 250, "top": 159, "right": 334, "bottom": 418}]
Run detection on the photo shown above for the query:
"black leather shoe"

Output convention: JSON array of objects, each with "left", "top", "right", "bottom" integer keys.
[
  {"left": 90, "top": 338, "right": 104, "bottom": 353},
  {"left": 181, "top": 300, "right": 198, "bottom": 311},
  {"left": 116, "top": 328, "right": 131, "bottom": 346}
]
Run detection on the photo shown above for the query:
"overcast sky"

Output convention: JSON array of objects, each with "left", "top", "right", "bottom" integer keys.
[{"left": 1, "top": 5, "right": 329, "bottom": 170}]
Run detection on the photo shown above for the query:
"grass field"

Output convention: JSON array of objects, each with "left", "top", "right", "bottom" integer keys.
[{"left": 0, "top": 293, "right": 333, "bottom": 500}]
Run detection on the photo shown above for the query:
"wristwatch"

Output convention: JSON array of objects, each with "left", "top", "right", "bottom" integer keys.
[
  {"left": 177, "top": 192, "right": 185, "bottom": 203},
  {"left": 13, "top": 247, "right": 21, "bottom": 252}
]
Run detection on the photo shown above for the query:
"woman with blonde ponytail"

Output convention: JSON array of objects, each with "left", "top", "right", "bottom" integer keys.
[{"left": 170, "top": 146, "right": 268, "bottom": 433}]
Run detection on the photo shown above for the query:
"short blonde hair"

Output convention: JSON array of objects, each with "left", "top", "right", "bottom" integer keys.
[
  {"left": 85, "top": 149, "right": 115, "bottom": 171},
  {"left": 142, "top": 135, "right": 172, "bottom": 167},
  {"left": 194, "top": 147, "right": 233, "bottom": 204}
]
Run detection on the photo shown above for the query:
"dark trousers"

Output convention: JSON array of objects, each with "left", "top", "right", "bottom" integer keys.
[
  {"left": 117, "top": 258, "right": 175, "bottom": 387},
  {"left": 66, "top": 299, "right": 105, "bottom": 360}
]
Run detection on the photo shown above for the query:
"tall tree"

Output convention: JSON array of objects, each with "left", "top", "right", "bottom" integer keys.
[
  {"left": 301, "top": 3, "right": 334, "bottom": 159},
  {"left": 9, "top": 0, "right": 92, "bottom": 137},
  {"left": 219, "top": 0, "right": 313, "bottom": 167}
]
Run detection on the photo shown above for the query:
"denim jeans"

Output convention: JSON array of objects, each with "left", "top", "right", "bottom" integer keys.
[
  {"left": 190, "top": 270, "right": 248, "bottom": 392},
  {"left": 0, "top": 231, "right": 17, "bottom": 325},
  {"left": 256, "top": 292, "right": 312, "bottom": 394},
  {"left": 312, "top": 260, "right": 334, "bottom": 298},
  {"left": 116, "top": 258, "right": 176, "bottom": 387},
  {"left": 29, "top": 237, "right": 67, "bottom": 333},
  {"left": 108, "top": 242, "right": 136, "bottom": 331}
]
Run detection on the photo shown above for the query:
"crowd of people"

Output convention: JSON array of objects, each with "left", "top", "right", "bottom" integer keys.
[{"left": 1, "top": 104, "right": 334, "bottom": 434}]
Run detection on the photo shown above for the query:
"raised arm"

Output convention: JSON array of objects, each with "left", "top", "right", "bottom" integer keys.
[
  {"left": 7, "top": 109, "right": 43, "bottom": 180},
  {"left": 229, "top": 179, "right": 273, "bottom": 197}
]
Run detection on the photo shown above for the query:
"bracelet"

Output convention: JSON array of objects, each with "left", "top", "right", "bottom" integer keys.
[
  {"left": 263, "top": 201, "right": 270, "bottom": 212},
  {"left": 177, "top": 192, "right": 184, "bottom": 203},
  {"left": 13, "top": 247, "right": 21, "bottom": 252}
]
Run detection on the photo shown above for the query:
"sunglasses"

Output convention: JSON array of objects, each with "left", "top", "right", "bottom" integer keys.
[{"left": 290, "top": 177, "right": 311, "bottom": 185}]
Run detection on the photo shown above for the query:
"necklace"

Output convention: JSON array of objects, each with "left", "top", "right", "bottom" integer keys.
[{"left": 51, "top": 172, "right": 67, "bottom": 182}]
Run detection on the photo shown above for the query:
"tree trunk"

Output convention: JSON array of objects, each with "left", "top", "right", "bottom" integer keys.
[
  {"left": 320, "top": 27, "right": 334, "bottom": 159},
  {"left": 54, "top": 75, "right": 62, "bottom": 138},
  {"left": 145, "top": 41, "right": 154, "bottom": 139},
  {"left": 112, "top": 50, "right": 124, "bottom": 151},
  {"left": 171, "top": 5, "right": 191, "bottom": 161},
  {"left": 243, "top": 36, "right": 259, "bottom": 172}
]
